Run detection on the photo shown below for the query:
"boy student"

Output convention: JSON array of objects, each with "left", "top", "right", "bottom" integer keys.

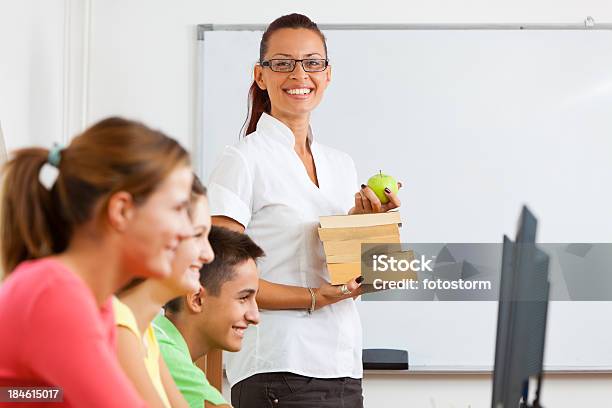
[{"left": 154, "top": 226, "right": 263, "bottom": 407}]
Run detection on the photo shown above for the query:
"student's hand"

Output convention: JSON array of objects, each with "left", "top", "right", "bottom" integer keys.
[
  {"left": 205, "top": 401, "right": 231, "bottom": 408},
  {"left": 314, "top": 276, "right": 364, "bottom": 309},
  {"left": 349, "top": 182, "right": 402, "bottom": 214}
]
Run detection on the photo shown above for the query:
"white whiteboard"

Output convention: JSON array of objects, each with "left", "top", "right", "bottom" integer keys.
[{"left": 198, "top": 27, "right": 612, "bottom": 371}]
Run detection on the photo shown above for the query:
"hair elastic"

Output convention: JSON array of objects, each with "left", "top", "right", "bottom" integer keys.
[
  {"left": 39, "top": 144, "right": 63, "bottom": 190},
  {"left": 47, "top": 144, "right": 63, "bottom": 168}
]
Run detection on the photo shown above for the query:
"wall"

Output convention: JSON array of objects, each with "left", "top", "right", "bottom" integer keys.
[
  {"left": 0, "top": 0, "right": 64, "bottom": 150},
  {"left": 1, "top": 0, "right": 88, "bottom": 151},
  {"left": 3, "top": 0, "right": 612, "bottom": 406},
  {"left": 362, "top": 373, "right": 612, "bottom": 407}
]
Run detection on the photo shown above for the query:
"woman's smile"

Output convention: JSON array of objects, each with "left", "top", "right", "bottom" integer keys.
[{"left": 283, "top": 86, "right": 314, "bottom": 99}]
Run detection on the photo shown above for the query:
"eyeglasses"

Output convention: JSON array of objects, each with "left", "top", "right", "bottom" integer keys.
[{"left": 260, "top": 59, "right": 329, "bottom": 73}]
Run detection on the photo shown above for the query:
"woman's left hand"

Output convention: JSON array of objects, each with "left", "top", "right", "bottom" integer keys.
[{"left": 349, "top": 182, "right": 402, "bottom": 214}]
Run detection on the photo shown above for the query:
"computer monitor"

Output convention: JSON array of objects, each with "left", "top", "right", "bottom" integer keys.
[{"left": 491, "top": 206, "right": 551, "bottom": 408}]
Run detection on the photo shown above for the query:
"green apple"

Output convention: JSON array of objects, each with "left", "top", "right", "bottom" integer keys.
[{"left": 367, "top": 171, "right": 398, "bottom": 204}]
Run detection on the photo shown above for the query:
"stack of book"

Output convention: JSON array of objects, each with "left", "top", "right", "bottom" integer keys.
[{"left": 318, "top": 211, "right": 402, "bottom": 284}]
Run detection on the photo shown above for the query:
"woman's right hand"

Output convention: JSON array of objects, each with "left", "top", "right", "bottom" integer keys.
[
  {"left": 314, "top": 276, "right": 364, "bottom": 310},
  {"left": 349, "top": 182, "right": 402, "bottom": 215}
]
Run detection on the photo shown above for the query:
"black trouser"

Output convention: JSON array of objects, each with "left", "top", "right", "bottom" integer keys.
[{"left": 231, "top": 372, "right": 364, "bottom": 408}]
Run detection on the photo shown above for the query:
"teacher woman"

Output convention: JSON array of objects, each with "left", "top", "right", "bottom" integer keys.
[{"left": 208, "top": 13, "right": 401, "bottom": 407}]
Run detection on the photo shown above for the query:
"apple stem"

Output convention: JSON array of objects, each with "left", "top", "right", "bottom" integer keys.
[{"left": 379, "top": 170, "right": 382, "bottom": 176}]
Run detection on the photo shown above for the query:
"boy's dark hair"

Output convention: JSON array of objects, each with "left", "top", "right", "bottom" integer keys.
[{"left": 165, "top": 226, "right": 264, "bottom": 312}]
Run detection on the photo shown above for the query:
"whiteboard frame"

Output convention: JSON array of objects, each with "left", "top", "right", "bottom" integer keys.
[{"left": 195, "top": 23, "right": 612, "bottom": 372}]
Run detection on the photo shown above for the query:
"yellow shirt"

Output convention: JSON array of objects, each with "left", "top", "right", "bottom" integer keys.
[{"left": 113, "top": 297, "right": 171, "bottom": 408}]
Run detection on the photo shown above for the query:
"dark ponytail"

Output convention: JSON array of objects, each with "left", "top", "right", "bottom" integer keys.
[
  {"left": 243, "top": 13, "right": 327, "bottom": 137},
  {"left": 244, "top": 83, "right": 271, "bottom": 135}
]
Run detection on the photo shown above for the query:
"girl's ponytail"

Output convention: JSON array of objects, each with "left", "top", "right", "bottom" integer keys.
[{"left": 1, "top": 148, "right": 65, "bottom": 273}]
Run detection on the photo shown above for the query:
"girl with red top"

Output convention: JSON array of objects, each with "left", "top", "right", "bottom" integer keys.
[{"left": 0, "top": 117, "right": 194, "bottom": 407}]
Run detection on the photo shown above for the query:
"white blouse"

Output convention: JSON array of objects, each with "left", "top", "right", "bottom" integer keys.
[{"left": 207, "top": 113, "right": 363, "bottom": 386}]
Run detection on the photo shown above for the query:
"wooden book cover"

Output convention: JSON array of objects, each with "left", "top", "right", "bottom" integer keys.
[
  {"left": 327, "top": 262, "right": 361, "bottom": 285},
  {"left": 319, "top": 211, "right": 401, "bottom": 229},
  {"left": 326, "top": 253, "right": 362, "bottom": 264},
  {"left": 323, "top": 235, "right": 401, "bottom": 256},
  {"left": 318, "top": 224, "right": 399, "bottom": 242}
]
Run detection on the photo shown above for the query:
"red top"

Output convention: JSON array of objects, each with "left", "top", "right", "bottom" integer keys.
[{"left": 0, "top": 258, "right": 146, "bottom": 407}]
